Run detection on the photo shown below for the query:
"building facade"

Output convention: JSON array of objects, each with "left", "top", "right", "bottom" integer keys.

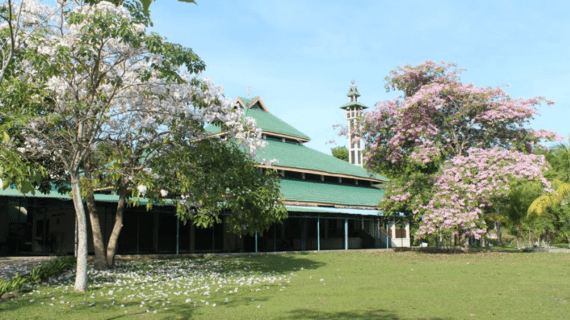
[{"left": 0, "top": 85, "right": 411, "bottom": 256}]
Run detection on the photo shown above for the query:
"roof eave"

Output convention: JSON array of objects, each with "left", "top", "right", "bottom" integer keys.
[
  {"left": 263, "top": 130, "right": 310, "bottom": 142},
  {"left": 258, "top": 164, "right": 387, "bottom": 183},
  {"left": 284, "top": 200, "right": 379, "bottom": 210}
]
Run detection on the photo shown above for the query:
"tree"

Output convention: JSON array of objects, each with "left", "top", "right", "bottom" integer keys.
[
  {"left": 0, "top": 0, "right": 60, "bottom": 84},
  {"left": 331, "top": 146, "right": 348, "bottom": 162},
  {"left": 84, "top": 98, "right": 284, "bottom": 270},
  {"left": 360, "top": 60, "right": 561, "bottom": 242},
  {"left": 152, "top": 138, "right": 287, "bottom": 235},
  {"left": 529, "top": 138, "right": 570, "bottom": 216},
  {"left": 8, "top": 1, "right": 268, "bottom": 291},
  {"left": 0, "top": 0, "right": 65, "bottom": 195},
  {"left": 415, "top": 148, "right": 550, "bottom": 246},
  {"left": 527, "top": 138, "right": 570, "bottom": 246},
  {"left": 502, "top": 181, "right": 544, "bottom": 248}
]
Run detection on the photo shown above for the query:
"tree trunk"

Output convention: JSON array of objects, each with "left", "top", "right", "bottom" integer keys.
[
  {"left": 86, "top": 190, "right": 108, "bottom": 270},
  {"left": 106, "top": 180, "right": 127, "bottom": 268},
  {"left": 495, "top": 221, "right": 503, "bottom": 246},
  {"left": 70, "top": 173, "right": 88, "bottom": 293},
  {"left": 460, "top": 232, "right": 470, "bottom": 252},
  {"left": 516, "top": 222, "right": 523, "bottom": 249},
  {"left": 84, "top": 162, "right": 108, "bottom": 270}
]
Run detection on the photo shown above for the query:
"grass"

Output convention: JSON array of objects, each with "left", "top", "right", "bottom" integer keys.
[{"left": 1, "top": 250, "right": 569, "bottom": 319}]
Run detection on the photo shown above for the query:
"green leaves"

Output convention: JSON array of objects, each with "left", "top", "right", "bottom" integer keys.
[
  {"left": 153, "top": 139, "right": 287, "bottom": 236},
  {"left": 528, "top": 180, "right": 570, "bottom": 217},
  {"left": 331, "top": 146, "right": 349, "bottom": 162},
  {"left": 0, "top": 256, "right": 75, "bottom": 296}
]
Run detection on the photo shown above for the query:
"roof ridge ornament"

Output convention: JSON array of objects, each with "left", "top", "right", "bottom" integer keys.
[{"left": 346, "top": 80, "right": 361, "bottom": 101}]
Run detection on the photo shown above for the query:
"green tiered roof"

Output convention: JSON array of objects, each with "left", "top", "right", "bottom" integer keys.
[
  {"left": 340, "top": 100, "right": 368, "bottom": 110},
  {"left": 0, "top": 185, "right": 170, "bottom": 205},
  {"left": 280, "top": 179, "right": 384, "bottom": 207},
  {"left": 205, "top": 108, "right": 310, "bottom": 141},
  {"left": 258, "top": 140, "right": 388, "bottom": 181},
  {"left": 247, "top": 109, "right": 310, "bottom": 140}
]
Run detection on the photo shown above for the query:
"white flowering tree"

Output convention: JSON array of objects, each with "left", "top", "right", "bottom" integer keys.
[
  {"left": 82, "top": 77, "right": 282, "bottom": 270},
  {"left": 4, "top": 0, "right": 282, "bottom": 292},
  {"left": 0, "top": 0, "right": 65, "bottom": 194}
]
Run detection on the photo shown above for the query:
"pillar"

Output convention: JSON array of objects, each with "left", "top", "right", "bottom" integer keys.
[
  {"left": 344, "top": 218, "right": 348, "bottom": 250},
  {"left": 301, "top": 219, "right": 306, "bottom": 251},
  {"left": 190, "top": 224, "right": 195, "bottom": 253},
  {"left": 176, "top": 218, "right": 180, "bottom": 254},
  {"left": 136, "top": 214, "right": 140, "bottom": 254},
  {"left": 255, "top": 231, "right": 258, "bottom": 253},
  {"left": 317, "top": 216, "right": 321, "bottom": 251},
  {"left": 153, "top": 212, "right": 159, "bottom": 253}
]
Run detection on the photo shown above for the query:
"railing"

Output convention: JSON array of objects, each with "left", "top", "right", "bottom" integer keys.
[{"left": 377, "top": 229, "right": 392, "bottom": 248}]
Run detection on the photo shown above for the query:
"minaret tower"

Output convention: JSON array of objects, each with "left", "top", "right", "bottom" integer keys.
[{"left": 340, "top": 80, "right": 367, "bottom": 167}]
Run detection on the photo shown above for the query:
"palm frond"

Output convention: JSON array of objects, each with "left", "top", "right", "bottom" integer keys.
[{"left": 528, "top": 180, "right": 570, "bottom": 217}]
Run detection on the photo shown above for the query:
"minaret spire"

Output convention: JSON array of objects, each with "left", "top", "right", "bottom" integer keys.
[{"left": 340, "top": 80, "right": 367, "bottom": 167}]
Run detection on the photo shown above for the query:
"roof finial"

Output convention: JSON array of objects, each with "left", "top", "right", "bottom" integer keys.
[
  {"left": 247, "top": 85, "right": 251, "bottom": 96},
  {"left": 351, "top": 79, "right": 355, "bottom": 85}
]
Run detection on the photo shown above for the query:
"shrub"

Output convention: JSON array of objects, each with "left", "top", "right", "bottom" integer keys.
[{"left": 0, "top": 256, "right": 75, "bottom": 296}]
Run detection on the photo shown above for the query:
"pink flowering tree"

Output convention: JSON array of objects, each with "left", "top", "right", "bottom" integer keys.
[
  {"left": 360, "top": 60, "right": 561, "bottom": 244},
  {"left": 416, "top": 148, "right": 550, "bottom": 244}
]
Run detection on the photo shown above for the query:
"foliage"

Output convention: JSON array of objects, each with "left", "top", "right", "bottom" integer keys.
[
  {"left": 529, "top": 138, "right": 570, "bottom": 216},
  {"left": 360, "top": 60, "right": 560, "bottom": 238},
  {"left": 0, "top": 256, "right": 75, "bottom": 296},
  {"left": 0, "top": 273, "right": 27, "bottom": 296},
  {"left": 27, "top": 256, "right": 76, "bottom": 284},
  {"left": 141, "top": 138, "right": 288, "bottom": 236},
  {"left": 528, "top": 179, "right": 570, "bottom": 217},
  {"left": 522, "top": 138, "right": 570, "bottom": 244},
  {"left": 500, "top": 180, "right": 545, "bottom": 247},
  {"left": 83, "top": 0, "right": 197, "bottom": 27},
  {"left": 0, "top": 0, "right": 59, "bottom": 194},
  {"left": 331, "top": 146, "right": 348, "bottom": 162}
]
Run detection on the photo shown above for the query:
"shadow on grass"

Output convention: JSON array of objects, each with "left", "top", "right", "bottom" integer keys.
[
  {"left": 214, "top": 252, "right": 326, "bottom": 274},
  {"left": 146, "top": 295, "right": 272, "bottom": 320},
  {"left": 276, "top": 308, "right": 451, "bottom": 320},
  {"left": 396, "top": 247, "right": 524, "bottom": 255},
  {"left": 0, "top": 294, "right": 157, "bottom": 319}
]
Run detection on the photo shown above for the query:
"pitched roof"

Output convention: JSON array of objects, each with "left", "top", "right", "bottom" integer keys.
[
  {"left": 236, "top": 96, "right": 270, "bottom": 112},
  {"left": 340, "top": 100, "right": 368, "bottom": 110},
  {"left": 0, "top": 185, "right": 169, "bottom": 205},
  {"left": 205, "top": 108, "right": 310, "bottom": 141},
  {"left": 258, "top": 139, "right": 388, "bottom": 182},
  {"left": 285, "top": 205, "right": 382, "bottom": 216},
  {"left": 280, "top": 179, "right": 384, "bottom": 207},
  {"left": 247, "top": 109, "right": 310, "bottom": 141}
]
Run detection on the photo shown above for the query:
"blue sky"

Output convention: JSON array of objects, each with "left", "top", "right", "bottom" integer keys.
[{"left": 149, "top": 0, "right": 569, "bottom": 155}]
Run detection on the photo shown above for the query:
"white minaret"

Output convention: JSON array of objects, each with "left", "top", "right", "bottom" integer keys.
[{"left": 340, "top": 80, "right": 367, "bottom": 167}]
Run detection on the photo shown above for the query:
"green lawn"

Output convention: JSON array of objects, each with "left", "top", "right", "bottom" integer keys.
[{"left": 1, "top": 250, "right": 569, "bottom": 319}]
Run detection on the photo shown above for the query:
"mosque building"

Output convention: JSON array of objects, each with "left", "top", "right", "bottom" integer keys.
[{"left": 0, "top": 82, "right": 411, "bottom": 255}]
